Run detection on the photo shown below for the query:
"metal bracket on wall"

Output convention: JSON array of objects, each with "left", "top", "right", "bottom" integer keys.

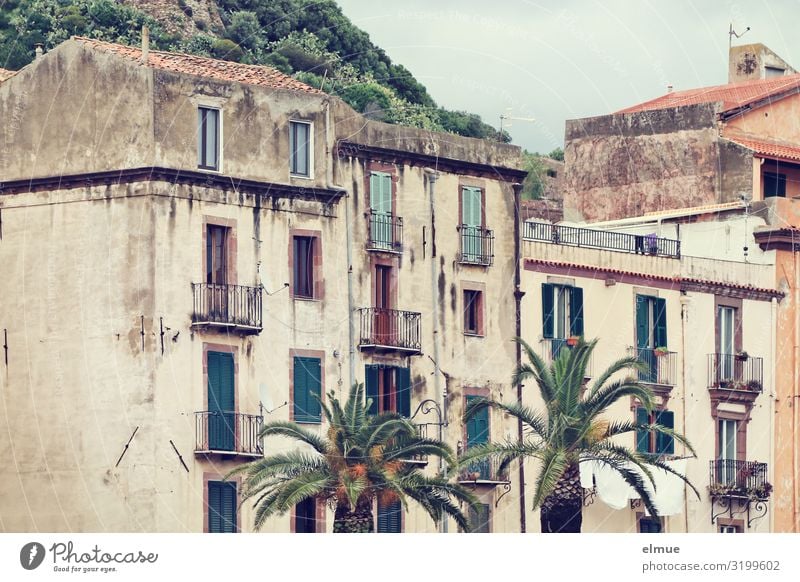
[
  {"left": 115, "top": 426, "right": 139, "bottom": 468},
  {"left": 159, "top": 317, "right": 164, "bottom": 356},
  {"left": 2, "top": 329, "right": 7, "bottom": 366},
  {"left": 170, "top": 439, "right": 190, "bottom": 473},
  {"left": 140, "top": 316, "right": 145, "bottom": 352}
]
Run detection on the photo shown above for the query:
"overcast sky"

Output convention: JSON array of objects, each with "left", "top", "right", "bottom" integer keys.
[{"left": 335, "top": 0, "right": 800, "bottom": 153}]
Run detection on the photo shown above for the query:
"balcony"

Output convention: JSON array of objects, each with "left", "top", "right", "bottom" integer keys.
[
  {"left": 191, "top": 283, "right": 263, "bottom": 334},
  {"left": 458, "top": 225, "right": 494, "bottom": 266},
  {"left": 367, "top": 210, "right": 403, "bottom": 253},
  {"left": 523, "top": 221, "right": 681, "bottom": 259},
  {"left": 357, "top": 307, "right": 422, "bottom": 355},
  {"left": 628, "top": 347, "right": 677, "bottom": 386},
  {"left": 707, "top": 353, "right": 763, "bottom": 393},
  {"left": 194, "top": 411, "right": 264, "bottom": 457},
  {"left": 541, "top": 338, "right": 593, "bottom": 378},
  {"left": 709, "top": 460, "right": 770, "bottom": 499},
  {"left": 403, "top": 423, "right": 434, "bottom": 466},
  {"left": 458, "top": 457, "right": 510, "bottom": 486}
]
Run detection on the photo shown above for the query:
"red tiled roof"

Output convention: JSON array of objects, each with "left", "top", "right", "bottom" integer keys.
[
  {"left": 723, "top": 135, "right": 800, "bottom": 162},
  {"left": 73, "top": 37, "right": 321, "bottom": 94},
  {"left": 0, "top": 68, "right": 15, "bottom": 82},
  {"left": 617, "top": 74, "right": 800, "bottom": 114}
]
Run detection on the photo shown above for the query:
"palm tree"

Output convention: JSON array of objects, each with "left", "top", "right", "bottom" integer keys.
[
  {"left": 462, "top": 337, "right": 699, "bottom": 533},
  {"left": 228, "top": 383, "right": 477, "bottom": 533}
]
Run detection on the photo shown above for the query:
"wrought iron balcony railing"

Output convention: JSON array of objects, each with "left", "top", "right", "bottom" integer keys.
[
  {"left": 541, "top": 338, "right": 593, "bottom": 378},
  {"left": 458, "top": 456, "right": 510, "bottom": 485},
  {"left": 367, "top": 211, "right": 403, "bottom": 252},
  {"left": 707, "top": 353, "right": 764, "bottom": 393},
  {"left": 709, "top": 459, "right": 770, "bottom": 499},
  {"left": 191, "top": 283, "right": 263, "bottom": 333},
  {"left": 194, "top": 411, "right": 264, "bottom": 457},
  {"left": 458, "top": 225, "right": 494, "bottom": 266},
  {"left": 358, "top": 307, "right": 422, "bottom": 355},
  {"left": 523, "top": 221, "right": 681, "bottom": 259},
  {"left": 628, "top": 347, "right": 677, "bottom": 386}
]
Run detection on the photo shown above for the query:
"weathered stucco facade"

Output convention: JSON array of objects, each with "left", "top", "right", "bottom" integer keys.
[{"left": 0, "top": 38, "right": 526, "bottom": 533}]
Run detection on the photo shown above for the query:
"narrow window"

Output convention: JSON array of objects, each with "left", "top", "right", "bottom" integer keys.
[
  {"left": 290, "top": 121, "right": 311, "bottom": 177},
  {"left": 208, "top": 481, "right": 237, "bottom": 533},
  {"left": 206, "top": 225, "right": 229, "bottom": 285},
  {"left": 294, "top": 497, "right": 317, "bottom": 533},
  {"left": 293, "top": 356, "right": 322, "bottom": 423},
  {"left": 638, "top": 516, "right": 662, "bottom": 533},
  {"left": 207, "top": 351, "right": 235, "bottom": 452},
  {"left": 464, "top": 289, "right": 483, "bottom": 335},
  {"left": 635, "top": 407, "right": 674, "bottom": 456},
  {"left": 198, "top": 107, "right": 220, "bottom": 170},
  {"left": 467, "top": 503, "right": 491, "bottom": 533},
  {"left": 376, "top": 499, "right": 401, "bottom": 533},
  {"left": 293, "top": 236, "right": 315, "bottom": 298},
  {"left": 364, "top": 365, "right": 411, "bottom": 417},
  {"left": 719, "top": 525, "right": 741, "bottom": 533}
]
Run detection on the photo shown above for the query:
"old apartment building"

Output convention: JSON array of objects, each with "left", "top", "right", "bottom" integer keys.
[{"left": 0, "top": 37, "right": 526, "bottom": 533}]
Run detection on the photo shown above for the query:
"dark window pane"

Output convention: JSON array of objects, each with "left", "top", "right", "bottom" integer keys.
[
  {"left": 295, "top": 497, "right": 317, "bottom": 533},
  {"left": 208, "top": 481, "right": 237, "bottom": 533},
  {"left": 198, "top": 107, "right": 219, "bottom": 170},
  {"left": 464, "top": 290, "right": 480, "bottom": 334},
  {"left": 764, "top": 172, "right": 786, "bottom": 198},
  {"left": 293, "top": 236, "right": 314, "bottom": 298},
  {"left": 290, "top": 121, "right": 310, "bottom": 176},
  {"left": 639, "top": 517, "right": 661, "bottom": 533}
]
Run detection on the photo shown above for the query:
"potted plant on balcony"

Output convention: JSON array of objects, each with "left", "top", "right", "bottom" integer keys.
[
  {"left": 654, "top": 346, "right": 669, "bottom": 357},
  {"left": 735, "top": 350, "right": 749, "bottom": 362},
  {"left": 749, "top": 482, "right": 773, "bottom": 500},
  {"left": 566, "top": 335, "right": 580, "bottom": 347},
  {"left": 746, "top": 379, "right": 763, "bottom": 392}
]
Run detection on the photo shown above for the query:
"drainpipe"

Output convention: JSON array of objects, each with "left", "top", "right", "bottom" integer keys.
[
  {"left": 323, "top": 99, "right": 354, "bottom": 388},
  {"left": 512, "top": 182, "right": 527, "bottom": 534},
  {"left": 770, "top": 295, "right": 777, "bottom": 533},
  {"left": 424, "top": 167, "right": 446, "bottom": 533},
  {"left": 679, "top": 294, "right": 690, "bottom": 532}
]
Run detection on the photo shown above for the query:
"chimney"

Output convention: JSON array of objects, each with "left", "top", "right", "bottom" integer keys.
[
  {"left": 667, "top": 85, "right": 673, "bottom": 93},
  {"left": 34, "top": 44, "right": 43, "bottom": 60},
  {"left": 141, "top": 26, "right": 149, "bottom": 64}
]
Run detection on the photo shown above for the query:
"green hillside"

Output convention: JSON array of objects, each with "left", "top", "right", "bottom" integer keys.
[{"left": 0, "top": 0, "right": 509, "bottom": 142}]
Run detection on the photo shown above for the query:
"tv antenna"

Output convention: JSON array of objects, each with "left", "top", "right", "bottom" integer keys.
[
  {"left": 500, "top": 110, "right": 535, "bottom": 134},
  {"left": 729, "top": 23, "right": 750, "bottom": 49}
]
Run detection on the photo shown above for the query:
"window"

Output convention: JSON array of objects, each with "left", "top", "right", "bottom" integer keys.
[
  {"left": 461, "top": 186, "right": 484, "bottom": 262},
  {"left": 719, "top": 525, "right": 741, "bottom": 533},
  {"left": 294, "top": 497, "right": 318, "bottom": 533},
  {"left": 369, "top": 172, "right": 394, "bottom": 249},
  {"left": 635, "top": 407, "right": 674, "bottom": 457},
  {"left": 638, "top": 516, "right": 662, "bottom": 533},
  {"left": 718, "top": 306, "right": 736, "bottom": 379},
  {"left": 764, "top": 172, "right": 786, "bottom": 198},
  {"left": 464, "top": 395, "right": 490, "bottom": 479},
  {"left": 290, "top": 121, "right": 312, "bottom": 177},
  {"left": 635, "top": 294, "right": 667, "bottom": 383},
  {"left": 293, "top": 356, "right": 322, "bottom": 423},
  {"left": 542, "top": 283, "right": 584, "bottom": 359},
  {"left": 765, "top": 66, "right": 785, "bottom": 79},
  {"left": 467, "top": 503, "right": 491, "bottom": 533},
  {"left": 464, "top": 289, "right": 483, "bottom": 335},
  {"left": 208, "top": 481, "right": 237, "bottom": 533},
  {"left": 198, "top": 107, "right": 220, "bottom": 171},
  {"left": 293, "top": 236, "right": 315, "bottom": 298},
  {"left": 365, "top": 365, "right": 410, "bottom": 416},
  {"left": 206, "top": 225, "right": 229, "bottom": 285},
  {"left": 377, "top": 499, "right": 401, "bottom": 533},
  {"left": 207, "top": 351, "right": 235, "bottom": 451}
]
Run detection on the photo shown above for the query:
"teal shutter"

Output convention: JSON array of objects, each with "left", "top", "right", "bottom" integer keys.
[
  {"left": 377, "top": 500, "right": 402, "bottom": 533},
  {"left": 468, "top": 503, "right": 491, "bottom": 533},
  {"left": 466, "top": 396, "right": 489, "bottom": 446},
  {"left": 636, "top": 407, "right": 650, "bottom": 453},
  {"left": 365, "top": 365, "right": 379, "bottom": 415},
  {"left": 654, "top": 298, "right": 667, "bottom": 347},
  {"left": 208, "top": 481, "right": 237, "bottom": 533},
  {"left": 542, "top": 284, "right": 555, "bottom": 339},
  {"left": 370, "top": 172, "right": 392, "bottom": 214},
  {"left": 636, "top": 295, "right": 650, "bottom": 349},
  {"left": 655, "top": 410, "right": 674, "bottom": 455},
  {"left": 569, "top": 286, "right": 584, "bottom": 337},
  {"left": 396, "top": 367, "right": 411, "bottom": 417},
  {"left": 207, "top": 351, "right": 235, "bottom": 451},
  {"left": 462, "top": 187, "right": 482, "bottom": 227},
  {"left": 294, "top": 357, "right": 321, "bottom": 423}
]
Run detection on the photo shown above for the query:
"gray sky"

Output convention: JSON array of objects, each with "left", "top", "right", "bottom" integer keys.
[{"left": 336, "top": 0, "right": 800, "bottom": 153}]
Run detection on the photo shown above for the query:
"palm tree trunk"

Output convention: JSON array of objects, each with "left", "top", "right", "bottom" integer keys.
[
  {"left": 333, "top": 500, "right": 374, "bottom": 533},
  {"left": 540, "top": 463, "right": 583, "bottom": 533}
]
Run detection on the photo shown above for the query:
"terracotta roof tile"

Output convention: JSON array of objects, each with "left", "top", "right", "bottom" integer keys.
[
  {"left": 0, "top": 68, "right": 15, "bottom": 82},
  {"left": 722, "top": 135, "right": 800, "bottom": 162},
  {"left": 617, "top": 74, "right": 800, "bottom": 114},
  {"left": 73, "top": 37, "right": 321, "bottom": 94}
]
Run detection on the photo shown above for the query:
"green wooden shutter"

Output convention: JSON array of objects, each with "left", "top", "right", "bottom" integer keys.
[
  {"left": 542, "top": 283, "right": 555, "bottom": 339},
  {"left": 462, "top": 187, "right": 482, "bottom": 227},
  {"left": 466, "top": 396, "right": 489, "bottom": 447},
  {"left": 365, "top": 365, "right": 379, "bottom": 415},
  {"left": 294, "top": 357, "right": 321, "bottom": 423},
  {"left": 208, "top": 481, "right": 237, "bottom": 533},
  {"left": 655, "top": 410, "right": 674, "bottom": 455},
  {"left": 370, "top": 172, "right": 392, "bottom": 214},
  {"left": 636, "top": 295, "right": 650, "bottom": 349},
  {"left": 396, "top": 367, "right": 411, "bottom": 417},
  {"left": 636, "top": 407, "right": 650, "bottom": 453},
  {"left": 208, "top": 351, "right": 235, "bottom": 451},
  {"left": 654, "top": 297, "right": 667, "bottom": 347},
  {"left": 569, "top": 286, "right": 584, "bottom": 337}
]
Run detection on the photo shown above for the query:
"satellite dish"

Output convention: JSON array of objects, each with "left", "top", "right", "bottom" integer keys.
[{"left": 259, "top": 383, "right": 272, "bottom": 411}]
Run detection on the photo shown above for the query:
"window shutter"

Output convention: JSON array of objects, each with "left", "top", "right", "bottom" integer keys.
[
  {"left": 378, "top": 500, "right": 402, "bottom": 533},
  {"left": 208, "top": 481, "right": 221, "bottom": 533},
  {"left": 293, "top": 357, "right": 307, "bottom": 421},
  {"left": 635, "top": 295, "right": 649, "bottom": 349},
  {"left": 307, "top": 358, "right": 322, "bottom": 421},
  {"left": 221, "top": 482, "right": 237, "bottom": 533},
  {"left": 654, "top": 298, "right": 667, "bottom": 347},
  {"left": 655, "top": 410, "right": 674, "bottom": 455},
  {"left": 365, "top": 365, "right": 379, "bottom": 415},
  {"left": 294, "top": 357, "right": 321, "bottom": 423},
  {"left": 370, "top": 172, "right": 392, "bottom": 214},
  {"left": 636, "top": 407, "right": 650, "bottom": 453},
  {"left": 208, "top": 481, "right": 237, "bottom": 533},
  {"left": 396, "top": 367, "right": 411, "bottom": 417},
  {"left": 542, "top": 284, "right": 555, "bottom": 339},
  {"left": 466, "top": 395, "right": 489, "bottom": 446},
  {"left": 208, "top": 351, "right": 235, "bottom": 451},
  {"left": 569, "top": 286, "right": 584, "bottom": 337},
  {"left": 469, "top": 503, "right": 491, "bottom": 533}
]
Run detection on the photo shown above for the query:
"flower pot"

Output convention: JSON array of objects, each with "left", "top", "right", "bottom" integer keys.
[{"left": 566, "top": 337, "right": 579, "bottom": 347}]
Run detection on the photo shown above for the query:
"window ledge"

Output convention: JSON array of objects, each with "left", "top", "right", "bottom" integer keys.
[
  {"left": 464, "top": 332, "right": 485, "bottom": 338},
  {"left": 290, "top": 174, "right": 314, "bottom": 180},
  {"left": 197, "top": 166, "right": 222, "bottom": 174},
  {"left": 292, "top": 296, "right": 321, "bottom": 303}
]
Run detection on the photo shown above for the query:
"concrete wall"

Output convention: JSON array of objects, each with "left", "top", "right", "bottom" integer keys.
[{"left": 729, "top": 43, "right": 797, "bottom": 84}]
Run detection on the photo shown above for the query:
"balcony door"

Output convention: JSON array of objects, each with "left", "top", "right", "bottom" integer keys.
[
  {"left": 636, "top": 295, "right": 666, "bottom": 383},
  {"left": 461, "top": 186, "right": 482, "bottom": 262},
  {"left": 207, "top": 225, "right": 229, "bottom": 320},
  {"left": 465, "top": 395, "right": 489, "bottom": 479},
  {"left": 718, "top": 306, "right": 735, "bottom": 380},
  {"left": 208, "top": 351, "right": 235, "bottom": 451},
  {"left": 370, "top": 172, "right": 393, "bottom": 249},
  {"left": 374, "top": 265, "right": 394, "bottom": 345},
  {"left": 717, "top": 419, "right": 738, "bottom": 485}
]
